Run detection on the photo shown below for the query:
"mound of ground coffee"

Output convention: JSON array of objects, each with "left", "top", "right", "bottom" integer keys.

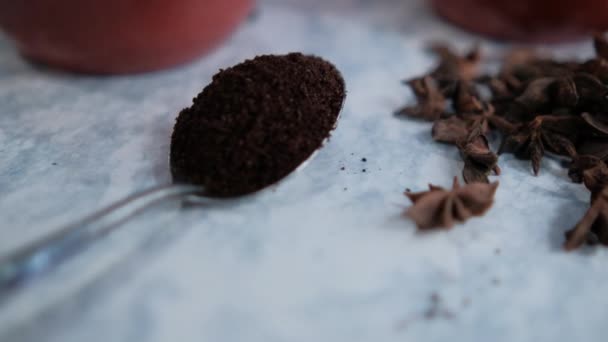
[{"left": 170, "top": 53, "right": 345, "bottom": 197}]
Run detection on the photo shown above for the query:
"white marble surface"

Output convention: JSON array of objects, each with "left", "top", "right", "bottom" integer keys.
[{"left": 1, "top": 0, "right": 607, "bottom": 341}]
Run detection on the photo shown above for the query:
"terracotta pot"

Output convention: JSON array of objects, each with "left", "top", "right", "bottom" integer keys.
[
  {"left": 431, "top": 0, "right": 608, "bottom": 43},
  {"left": 0, "top": 0, "right": 254, "bottom": 74}
]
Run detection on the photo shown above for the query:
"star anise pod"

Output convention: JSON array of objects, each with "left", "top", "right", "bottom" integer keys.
[
  {"left": 568, "top": 136, "right": 608, "bottom": 183},
  {"left": 477, "top": 75, "right": 521, "bottom": 100},
  {"left": 505, "top": 73, "right": 607, "bottom": 121},
  {"left": 396, "top": 76, "right": 446, "bottom": 121},
  {"left": 405, "top": 76, "right": 433, "bottom": 100},
  {"left": 486, "top": 77, "right": 514, "bottom": 99},
  {"left": 564, "top": 187, "right": 608, "bottom": 250},
  {"left": 463, "top": 102, "right": 519, "bottom": 135},
  {"left": 576, "top": 136, "right": 608, "bottom": 162},
  {"left": 564, "top": 162, "right": 608, "bottom": 250},
  {"left": 480, "top": 49, "right": 540, "bottom": 98},
  {"left": 453, "top": 80, "right": 484, "bottom": 114},
  {"left": 432, "top": 115, "right": 470, "bottom": 144},
  {"left": 403, "top": 44, "right": 481, "bottom": 100},
  {"left": 499, "top": 115, "right": 580, "bottom": 175},
  {"left": 581, "top": 112, "right": 608, "bottom": 136},
  {"left": 564, "top": 159, "right": 608, "bottom": 250},
  {"left": 568, "top": 155, "right": 602, "bottom": 183},
  {"left": 505, "top": 77, "right": 556, "bottom": 121},
  {"left": 405, "top": 177, "right": 498, "bottom": 230},
  {"left": 432, "top": 101, "right": 518, "bottom": 145},
  {"left": 428, "top": 43, "right": 481, "bottom": 85},
  {"left": 583, "top": 160, "right": 608, "bottom": 196},
  {"left": 550, "top": 73, "right": 608, "bottom": 111},
  {"left": 458, "top": 127, "right": 501, "bottom": 184},
  {"left": 502, "top": 50, "right": 578, "bottom": 84}
]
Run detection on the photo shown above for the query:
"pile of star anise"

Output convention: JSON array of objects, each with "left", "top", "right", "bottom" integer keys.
[{"left": 397, "top": 34, "right": 608, "bottom": 251}]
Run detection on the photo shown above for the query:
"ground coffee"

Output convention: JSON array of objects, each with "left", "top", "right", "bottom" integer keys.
[{"left": 170, "top": 53, "right": 345, "bottom": 197}]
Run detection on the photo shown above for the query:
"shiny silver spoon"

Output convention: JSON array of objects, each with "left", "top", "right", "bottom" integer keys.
[
  {"left": 0, "top": 146, "right": 332, "bottom": 294},
  {"left": 0, "top": 53, "right": 345, "bottom": 295}
]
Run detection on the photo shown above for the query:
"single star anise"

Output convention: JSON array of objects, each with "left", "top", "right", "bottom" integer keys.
[
  {"left": 564, "top": 158, "right": 608, "bottom": 250},
  {"left": 458, "top": 126, "right": 501, "bottom": 184},
  {"left": 566, "top": 127, "right": 608, "bottom": 183},
  {"left": 564, "top": 180, "right": 608, "bottom": 251},
  {"left": 403, "top": 44, "right": 481, "bottom": 101},
  {"left": 432, "top": 102, "right": 517, "bottom": 145},
  {"left": 564, "top": 160, "right": 608, "bottom": 248},
  {"left": 582, "top": 160, "right": 608, "bottom": 196},
  {"left": 396, "top": 76, "right": 446, "bottom": 121},
  {"left": 427, "top": 43, "right": 481, "bottom": 86},
  {"left": 506, "top": 77, "right": 556, "bottom": 121},
  {"left": 499, "top": 115, "right": 580, "bottom": 175},
  {"left": 568, "top": 155, "right": 603, "bottom": 183},
  {"left": 405, "top": 177, "right": 498, "bottom": 230}
]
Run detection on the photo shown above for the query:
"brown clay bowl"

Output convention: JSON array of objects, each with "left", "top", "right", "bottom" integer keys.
[
  {"left": 0, "top": 0, "right": 254, "bottom": 74},
  {"left": 431, "top": 0, "right": 608, "bottom": 43}
]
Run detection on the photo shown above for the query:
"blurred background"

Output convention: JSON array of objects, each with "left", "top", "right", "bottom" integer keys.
[{"left": 1, "top": 0, "right": 607, "bottom": 75}]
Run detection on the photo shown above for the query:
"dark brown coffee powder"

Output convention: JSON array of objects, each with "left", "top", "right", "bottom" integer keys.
[{"left": 170, "top": 53, "right": 345, "bottom": 197}]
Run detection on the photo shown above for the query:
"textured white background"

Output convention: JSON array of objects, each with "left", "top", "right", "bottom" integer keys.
[{"left": 1, "top": 0, "right": 606, "bottom": 341}]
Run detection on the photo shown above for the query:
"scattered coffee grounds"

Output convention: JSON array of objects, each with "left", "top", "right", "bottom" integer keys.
[
  {"left": 362, "top": 169, "right": 366, "bottom": 173},
  {"left": 361, "top": 157, "right": 367, "bottom": 162},
  {"left": 396, "top": 33, "right": 608, "bottom": 250},
  {"left": 395, "top": 292, "right": 455, "bottom": 331},
  {"left": 171, "top": 53, "right": 345, "bottom": 197},
  {"left": 340, "top": 166, "right": 345, "bottom": 171},
  {"left": 405, "top": 177, "right": 497, "bottom": 229},
  {"left": 423, "top": 293, "right": 455, "bottom": 320}
]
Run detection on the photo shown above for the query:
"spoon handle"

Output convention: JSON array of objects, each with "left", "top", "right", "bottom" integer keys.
[{"left": 0, "top": 184, "right": 203, "bottom": 294}]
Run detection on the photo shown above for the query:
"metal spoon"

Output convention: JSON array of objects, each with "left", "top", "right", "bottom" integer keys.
[
  {"left": 0, "top": 140, "right": 334, "bottom": 294},
  {"left": 0, "top": 56, "right": 344, "bottom": 294},
  {"left": 1, "top": 106, "right": 345, "bottom": 302},
  {"left": 0, "top": 135, "right": 344, "bottom": 335}
]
